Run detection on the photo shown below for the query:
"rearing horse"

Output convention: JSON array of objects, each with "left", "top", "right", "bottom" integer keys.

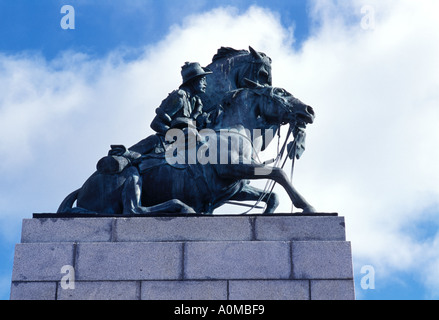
[{"left": 139, "top": 81, "right": 316, "bottom": 214}]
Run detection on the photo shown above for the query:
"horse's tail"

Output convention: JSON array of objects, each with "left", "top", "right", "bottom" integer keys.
[{"left": 57, "top": 189, "right": 80, "bottom": 213}]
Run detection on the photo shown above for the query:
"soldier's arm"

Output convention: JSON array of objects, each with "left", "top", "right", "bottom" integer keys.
[
  {"left": 164, "top": 90, "right": 186, "bottom": 117},
  {"left": 150, "top": 108, "right": 172, "bottom": 135},
  {"left": 150, "top": 90, "right": 185, "bottom": 134}
]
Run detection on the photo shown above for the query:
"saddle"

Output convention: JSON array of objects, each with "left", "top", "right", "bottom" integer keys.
[{"left": 138, "top": 127, "right": 207, "bottom": 173}]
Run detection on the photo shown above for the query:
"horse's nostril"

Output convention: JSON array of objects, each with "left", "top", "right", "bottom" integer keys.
[{"left": 306, "top": 106, "right": 315, "bottom": 116}]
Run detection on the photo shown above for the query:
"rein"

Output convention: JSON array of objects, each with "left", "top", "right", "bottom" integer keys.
[
  {"left": 213, "top": 129, "right": 262, "bottom": 163},
  {"left": 232, "top": 124, "right": 296, "bottom": 215}
]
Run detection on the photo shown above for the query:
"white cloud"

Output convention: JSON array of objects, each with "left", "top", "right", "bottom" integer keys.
[{"left": 1, "top": 1, "right": 439, "bottom": 298}]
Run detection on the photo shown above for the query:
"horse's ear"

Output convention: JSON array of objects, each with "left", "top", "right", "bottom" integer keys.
[
  {"left": 249, "top": 46, "right": 263, "bottom": 60},
  {"left": 243, "top": 78, "right": 263, "bottom": 89}
]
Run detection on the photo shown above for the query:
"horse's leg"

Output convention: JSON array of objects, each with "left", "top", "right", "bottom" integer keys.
[
  {"left": 121, "top": 167, "right": 144, "bottom": 214},
  {"left": 229, "top": 183, "right": 279, "bottom": 214},
  {"left": 122, "top": 167, "right": 196, "bottom": 214},
  {"left": 142, "top": 199, "right": 197, "bottom": 214},
  {"left": 215, "top": 164, "right": 316, "bottom": 213}
]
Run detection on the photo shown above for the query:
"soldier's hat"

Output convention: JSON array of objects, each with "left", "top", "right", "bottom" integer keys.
[{"left": 181, "top": 62, "right": 212, "bottom": 85}]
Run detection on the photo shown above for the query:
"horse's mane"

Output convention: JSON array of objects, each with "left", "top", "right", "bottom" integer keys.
[
  {"left": 212, "top": 47, "right": 249, "bottom": 62},
  {"left": 212, "top": 47, "right": 272, "bottom": 63}
]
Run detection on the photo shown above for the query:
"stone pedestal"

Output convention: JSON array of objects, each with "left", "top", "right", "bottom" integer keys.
[{"left": 10, "top": 214, "right": 355, "bottom": 300}]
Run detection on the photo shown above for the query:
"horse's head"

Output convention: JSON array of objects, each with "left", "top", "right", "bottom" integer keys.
[
  {"left": 202, "top": 47, "right": 273, "bottom": 112},
  {"left": 269, "top": 87, "right": 315, "bottom": 126},
  {"left": 242, "top": 46, "right": 272, "bottom": 87},
  {"left": 244, "top": 79, "right": 315, "bottom": 127},
  {"left": 210, "top": 46, "right": 272, "bottom": 88}
]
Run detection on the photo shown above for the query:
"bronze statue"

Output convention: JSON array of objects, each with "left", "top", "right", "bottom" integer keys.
[{"left": 57, "top": 47, "right": 316, "bottom": 215}]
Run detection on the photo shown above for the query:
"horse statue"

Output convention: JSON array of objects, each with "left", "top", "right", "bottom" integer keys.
[
  {"left": 57, "top": 46, "right": 315, "bottom": 215},
  {"left": 201, "top": 46, "right": 272, "bottom": 112},
  {"left": 57, "top": 82, "right": 315, "bottom": 215}
]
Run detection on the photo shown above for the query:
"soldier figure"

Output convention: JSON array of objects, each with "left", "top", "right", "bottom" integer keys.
[{"left": 130, "top": 62, "right": 213, "bottom": 155}]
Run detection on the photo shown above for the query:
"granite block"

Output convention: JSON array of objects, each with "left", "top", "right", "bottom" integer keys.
[
  {"left": 228, "top": 280, "right": 309, "bottom": 300},
  {"left": 141, "top": 280, "right": 227, "bottom": 300},
  {"left": 21, "top": 218, "right": 113, "bottom": 243},
  {"left": 57, "top": 281, "right": 140, "bottom": 300},
  {"left": 75, "top": 242, "right": 182, "bottom": 280},
  {"left": 12, "top": 243, "right": 75, "bottom": 281},
  {"left": 184, "top": 241, "right": 291, "bottom": 280},
  {"left": 310, "top": 280, "right": 355, "bottom": 300},
  {"left": 255, "top": 216, "right": 346, "bottom": 241},
  {"left": 292, "top": 241, "right": 353, "bottom": 279},
  {"left": 114, "top": 216, "right": 252, "bottom": 242},
  {"left": 10, "top": 281, "right": 57, "bottom": 300}
]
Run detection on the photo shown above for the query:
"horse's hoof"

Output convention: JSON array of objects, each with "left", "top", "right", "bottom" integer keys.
[
  {"left": 302, "top": 206, "right": 317, "bottom": 214},
  {"left": 262, "top": 209, "right": 275, "bottom": 215},
  {"left": 182, "top": 208, "right": 197, "bottom": 214}
]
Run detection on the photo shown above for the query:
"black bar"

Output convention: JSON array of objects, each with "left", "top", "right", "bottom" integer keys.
[{"left": 32, "top": 212, "right": 339, "bottom": 218}]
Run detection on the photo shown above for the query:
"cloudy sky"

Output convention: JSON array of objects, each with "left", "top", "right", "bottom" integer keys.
[{"left": 1, "top": 0, "right": 439, "bottom": 300}]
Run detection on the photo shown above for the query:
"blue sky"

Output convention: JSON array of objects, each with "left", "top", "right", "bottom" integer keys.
[
  {"left": 0, "top": 0, "right": 310, "bottom": 58},
  {"left": 1, "top": 0, "right": 439, "bottom": 300}
]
